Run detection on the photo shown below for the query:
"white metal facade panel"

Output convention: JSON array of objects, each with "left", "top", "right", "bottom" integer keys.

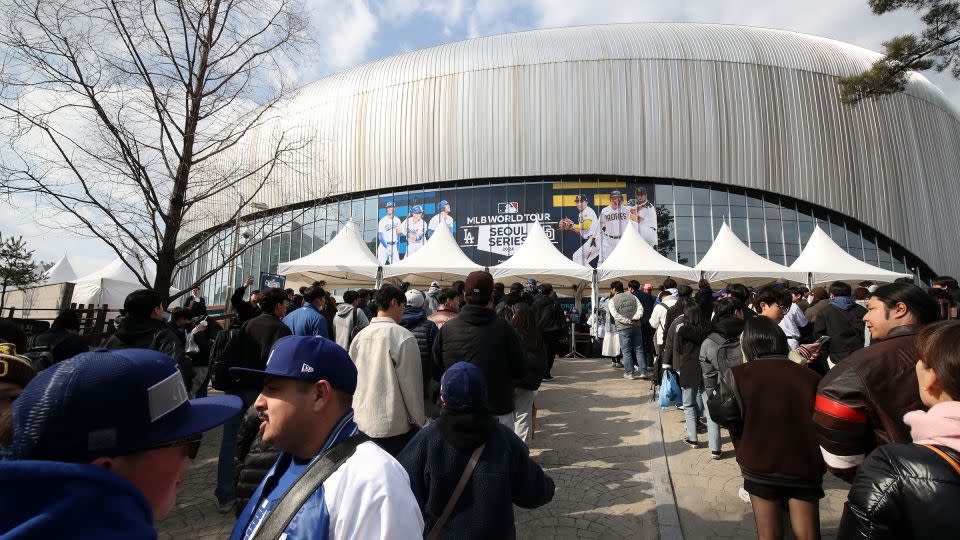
[{"left": 187, "top": 23, "right": 960, "bottom": 273}]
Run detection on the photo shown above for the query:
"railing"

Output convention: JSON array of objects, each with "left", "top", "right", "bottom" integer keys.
[{"left": 5, "top": 304, "right": 235, "bottom": 347}]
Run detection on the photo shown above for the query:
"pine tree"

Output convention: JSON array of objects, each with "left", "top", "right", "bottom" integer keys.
[
  {"left": 841, "top": 1, "right": 960, "bottom": 104},
  {"left": 0, "top": 235, "right": 45, "bottom": 309}
]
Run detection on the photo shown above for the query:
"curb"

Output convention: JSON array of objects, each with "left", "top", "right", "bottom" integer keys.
[{"left": 642, "top": 400, "right": 684, "bottom": 540}]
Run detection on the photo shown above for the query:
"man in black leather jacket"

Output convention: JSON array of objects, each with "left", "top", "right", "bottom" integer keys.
[{"left": 101, "top": 289, "right": 191, "bottom": 383}]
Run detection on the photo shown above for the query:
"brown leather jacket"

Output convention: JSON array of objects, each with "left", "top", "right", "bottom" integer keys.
[
  {"left": 427, "top": 305, "right": 458, "bottom": 329},
  {"left": 813, "top": 325, "right": 923, "bottom": 481}
]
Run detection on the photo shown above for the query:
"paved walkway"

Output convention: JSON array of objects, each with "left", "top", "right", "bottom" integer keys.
[{"left": 157, "top": 357, "right": 852, "bottom": 539}]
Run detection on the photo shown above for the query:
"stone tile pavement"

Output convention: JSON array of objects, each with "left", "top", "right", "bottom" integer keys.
[
  {"left": 658, "top": 402, "right": 850, "bottom": 539},
  {"left": 156, "top": 357, "right": 857, "bottom": 539}
]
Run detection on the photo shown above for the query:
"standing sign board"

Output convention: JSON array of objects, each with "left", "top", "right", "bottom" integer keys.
[{"left": 259, "top": 272, "right": 286, "bottom": 292}]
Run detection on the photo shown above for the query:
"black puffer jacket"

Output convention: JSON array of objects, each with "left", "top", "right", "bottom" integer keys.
[
  {"left": 400, "top": 306, "right": 438, "bottom": 397},
  {"left": 233, "top": 406, "right": 279, "bottom": 516},
  {"left": 838, "top": 443, "right": 960, "bottom": 540},
  {"left": 432, "top": 305, "right": 526, "bottom": 415},
  {"left": 102, "top": 316, "right": 191, "bottom": 382}
]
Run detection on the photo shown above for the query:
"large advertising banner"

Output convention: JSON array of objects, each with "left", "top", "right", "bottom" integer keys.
[{"left": 376, "top": 180, "right": 664, "bottom": 268}]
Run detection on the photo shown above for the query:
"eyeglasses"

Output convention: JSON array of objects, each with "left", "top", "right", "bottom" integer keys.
[{"left": 146, "top": 434, "right": 203, "bottom": 459}]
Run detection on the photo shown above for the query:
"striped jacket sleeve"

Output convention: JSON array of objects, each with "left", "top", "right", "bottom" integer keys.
[{"left": 813, "top": 364, "right": 873, "bottom": 482}]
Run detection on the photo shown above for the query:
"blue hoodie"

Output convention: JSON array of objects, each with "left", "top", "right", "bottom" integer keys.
[
  {"left": 0, "top": 460, "right": 156, "bottom": 539},
  {"left": 830, "top": 296, "right": 858, "bottom": 311}
]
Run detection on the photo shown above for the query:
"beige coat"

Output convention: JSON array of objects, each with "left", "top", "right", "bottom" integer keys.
[{"left": 348, "top": 317, "right": 425, "bottom": 437}]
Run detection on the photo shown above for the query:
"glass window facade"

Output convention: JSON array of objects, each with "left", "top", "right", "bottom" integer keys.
[{"left": 176, "top": 177, "right": 930, "bottom": 304}]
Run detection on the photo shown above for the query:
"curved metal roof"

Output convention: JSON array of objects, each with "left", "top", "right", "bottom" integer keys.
[{"left": 189, "top": 22, "right": 960, "bottom": 273}]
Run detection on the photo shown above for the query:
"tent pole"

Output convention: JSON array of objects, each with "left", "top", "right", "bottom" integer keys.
[
  {"left": 807, "top": 272, "right": 813, "bottom": 290},
  {"left": 375, "top": 267, "right": 383, "bottom": 289}
]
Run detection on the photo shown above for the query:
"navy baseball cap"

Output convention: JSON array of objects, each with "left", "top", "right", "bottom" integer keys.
[
  {"left": 231, "top": 336, "right": 357, "bottom": 394},
  {"left": 441, "top": 362, "right": 488, "bottom": 411},
  {"left": 439, "top": 199, "right": 449, "bottom": 209},
  {"left": 411, "top": 205, "right": 423, "bottom": 214},
  {"left": 385, "top": 201, "right": 395, "bottom": 208},
  {"left": 12, "top": 349, "right": 241, "bottom": 462}
]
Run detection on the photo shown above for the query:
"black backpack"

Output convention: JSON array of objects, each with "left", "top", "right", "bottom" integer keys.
[
  {"left": 22, "top": 334, "right": 71, "bottom": 372},
  {"left": 209, "top": 324, "right": 246, "bottom": 391}
]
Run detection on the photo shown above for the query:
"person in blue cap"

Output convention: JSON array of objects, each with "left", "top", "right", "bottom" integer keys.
[
  {"left": 398, "top": 362, "right": 554, "bottom": 539},
  {"left": 229, "top": 335, "right": 423, "bottom": 540},
  {"left": 399, "top": 204, "right": 428, "bottom": 258},
  {"left": 377, "top": 201, "right": 401, "bottom": 265},
  {"left": 427, "top": 199, "right": 455, "bottom": 238},
  {"left": 0, "top": 348, "right": 241, "bottom": 539}
]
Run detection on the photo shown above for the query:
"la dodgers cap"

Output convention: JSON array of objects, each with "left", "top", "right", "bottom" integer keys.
[
  {"left": 12, "top": 349, "right": 241, "bottom": 462},
  {"left": 230, "top": 335, "right": 357, "bottom": 394}
]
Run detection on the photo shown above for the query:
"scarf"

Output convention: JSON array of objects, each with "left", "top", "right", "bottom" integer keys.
[{"left": 905, "top": 401, "right": 960, "bottom": 453}]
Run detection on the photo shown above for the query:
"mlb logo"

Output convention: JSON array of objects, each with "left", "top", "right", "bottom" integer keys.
[{"left": 498, "top": 202, "right": 519, "bottom": 214}]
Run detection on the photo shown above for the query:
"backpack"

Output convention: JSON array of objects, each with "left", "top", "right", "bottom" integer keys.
[
  {"left": 209, "top": 324, "right": 246, "bottom": 391},
  {"left": 706, "top": 333, "right": 743, "bottom": 378},
  {"left": 22, "top": 334, "right": 71, "bottom": 372},
  {"left": 706, "top": 366, "right": 743, "bottom": 429}
]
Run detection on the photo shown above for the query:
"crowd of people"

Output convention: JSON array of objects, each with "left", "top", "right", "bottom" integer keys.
[
  {"left": 602, "top": 274, "right": 960, "bottom": 540},
  {"left": 0, "top": 270, "right": 567, "bottom": 539},
  {"left": 2, "top": 268, "right": 960, "bottom": 539}
]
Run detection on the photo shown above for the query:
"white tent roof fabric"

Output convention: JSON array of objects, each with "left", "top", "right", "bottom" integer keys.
[
  {"left": 597, "top": 223, "right": 700, "bottom": 284},
  {"left": 277, "top": 220, "right": 380, "bottom": 286},
  {"left": 43, "top": 255, "right": 77, "bottom": 283},
  {"left": 695, "top": 223, "right": 807, "bottom": 286},
  {"left": 791, "top": 226, "right": 912, "bottom": 284},
  {"left": 382, "top": 224, "right": 482, "bottom": 284},
  {"left": 71, "top": 255, "right": 158, "bottom": 307},
  {"left": 489, "top": 221, "right": 593, "bottom": 287}
]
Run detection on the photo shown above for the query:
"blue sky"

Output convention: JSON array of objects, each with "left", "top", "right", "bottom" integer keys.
[{"left": 4, "top": 0, "right": 957, "bottom": 276}]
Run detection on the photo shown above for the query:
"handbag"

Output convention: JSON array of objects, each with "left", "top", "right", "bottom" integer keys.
[
  {"left": 706, "top": 367, "right": 743, "bottom": 428},
  {"left": 658, "top": 369, "right": 681, "bottom": 410},
  {"left": 426, "top": 443, "right": 486, "bottom": 540},
  {"left": 602, "top": 332, "right": 621, "bottom": 358},
  {"left": 185, "top": 332, "right": 200, "bottom": 354}
]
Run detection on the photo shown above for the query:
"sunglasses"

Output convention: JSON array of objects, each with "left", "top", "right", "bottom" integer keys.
[{"left": 147, "top": 434, "right": 203, "bottom": 459}]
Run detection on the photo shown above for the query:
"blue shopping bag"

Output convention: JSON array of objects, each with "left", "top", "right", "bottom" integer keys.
[{"left": 659, "top": 369, "right": 682, "bottom": 410}]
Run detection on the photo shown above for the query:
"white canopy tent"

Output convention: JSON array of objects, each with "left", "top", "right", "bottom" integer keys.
[
  {"left": 695, "top": 223, "right": 807, "bottom": 286},
  {"left": 277, "top": 220, "right": 381, "bottom": 288},
  {"left": 489, "top": 221, "right": 593, "bottom": 289},
  {"left": 597, "top": 223, "right": 700, "bottom": 285},
  {"left": 43, "top": 255, "right": 78, "bottom": 284},
  {"left": 790, "top": 226, "right": 912, "bottom": 285},
  {"left": 71, "top": 254, "right": 161, "bottom": 307},
  {"left": 382, "top": 223, "right": 482, "bottom": 285}
]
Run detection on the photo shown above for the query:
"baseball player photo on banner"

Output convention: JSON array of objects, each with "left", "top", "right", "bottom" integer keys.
[
  {"left": 558, "top": 194, "right": 600, "bottom": 266},
  {"left": 377, "top": 200, "right": 402, "bottom": 265},
  {"left": 427, "top": 199, "right": 456, "bottom": 238},
  {"left": 399, "top": 205, "right": 428, "bottom": 258}
]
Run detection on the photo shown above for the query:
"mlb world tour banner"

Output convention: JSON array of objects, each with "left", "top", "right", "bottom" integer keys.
[{"left": 377, "top": 180, "right": 669, "bottom": 269}]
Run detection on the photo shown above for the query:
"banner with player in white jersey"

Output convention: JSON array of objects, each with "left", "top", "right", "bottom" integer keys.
[{"left": 374, "top": 179, "right": 668, "bottom": 268}]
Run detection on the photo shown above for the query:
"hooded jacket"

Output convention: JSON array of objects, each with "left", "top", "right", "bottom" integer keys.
[
  {"left": 102, "top": 316, "right": 191, "bottom": 383},
  {"left": 0, "top": 460, "right": 156, "bottom": 539},
  {"left": 649, "top": 295, "right": 678, "bottom": 346},
  {"left": 397, "top": 412, "right": 555, "bottom": 540},
  {"left": 425, "top": 285, "right": 441, "bottom": 314},
  {"left": 813, "top": 296, "right": 868, "bottom": 364},
  {"left": 838, "top": 404, "right": 960, "bottom": 540},
  {"left": 432, "top": 305, "right": 526, "bottom": 415},
  {"left": 333, "top": 304, "right": 369, "bottom": 351},
  {"left": 670, "top": 316, "right": 711, "bottom": 388},
  {"left": 814, "top": 325, "right": 924, "bottom": 481}
]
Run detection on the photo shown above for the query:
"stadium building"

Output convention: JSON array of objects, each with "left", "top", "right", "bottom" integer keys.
[{"left": 177, "top": 23, "right": 960, "bottom": 304}]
